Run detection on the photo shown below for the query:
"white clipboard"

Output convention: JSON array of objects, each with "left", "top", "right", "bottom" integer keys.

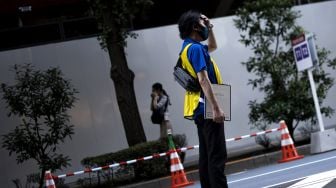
[{"left": 204, "top": 84, "right": 231, "bottom": 121}]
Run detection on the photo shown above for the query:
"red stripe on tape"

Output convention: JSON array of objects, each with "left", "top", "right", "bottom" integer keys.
[
  {"left": 101, "top": 165, "right": 109, "bottom": 170},
  {"left": 153, "top": 153, "right": 160, "bottom": 158},
  {"left": 66, "top": 173, "right": 74, "bottom": 177},
  {"left": 137, "top": 157, "right": 144, "bottom": 161},
  {"left": 84, "top": 168, "right": 92, "bottom": 173}
]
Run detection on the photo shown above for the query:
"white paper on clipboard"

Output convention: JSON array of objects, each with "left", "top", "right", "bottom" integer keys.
[{"left": 204, "top": 84, "right": 231, "bottom": 121}]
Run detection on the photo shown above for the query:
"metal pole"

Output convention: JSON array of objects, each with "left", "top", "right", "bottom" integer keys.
[{"left": 307, "top": 69, "right": 325, "bottom": 131}]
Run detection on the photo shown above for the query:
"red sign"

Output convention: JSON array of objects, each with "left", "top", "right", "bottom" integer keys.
[{"left": 291, "top": 34, "right": 305, "bottom": 46}]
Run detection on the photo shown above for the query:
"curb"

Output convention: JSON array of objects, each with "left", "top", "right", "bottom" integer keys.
[{"left": 121, "top": 144, "right": 310, "bottom": 188}]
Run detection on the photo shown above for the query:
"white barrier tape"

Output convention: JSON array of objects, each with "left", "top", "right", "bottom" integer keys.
[{"left": 53, "top": 127, "right": 283, "bottom": 179}]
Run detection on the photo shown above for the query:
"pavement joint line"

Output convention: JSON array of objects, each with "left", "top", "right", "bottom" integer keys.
[
  {"left": 228, "top": 155, "right": 336, "bottom": 184},
  {"left": 262, "top": 176, "right": 307, "bottom": 188},
  {"left": 289, "top": 176, "right": 336, "bottom": 188},
  {"left": 264, "top": 172, "right": 336, "bottom": 188},
  {"left": 226, "top": 156, "right": 254, "bottom": 165},
  {"left": 184, "top": 151, "right": 274, "bottom": 173},
  {"left": 288, "top": 169, "right": 336, "bottom": 188}
]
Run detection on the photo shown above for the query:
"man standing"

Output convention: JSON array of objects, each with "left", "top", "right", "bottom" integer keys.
[{"left": 177, "top": 10, "right": 228, "bottom": 187}]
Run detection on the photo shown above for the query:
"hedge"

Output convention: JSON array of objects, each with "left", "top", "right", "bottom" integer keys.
[{"left": 79, "top": 134, "right": 187, "bottom": 187}]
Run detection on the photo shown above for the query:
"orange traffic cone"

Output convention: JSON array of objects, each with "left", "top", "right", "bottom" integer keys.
[
  {"left": 45, "top": 170, "right": 56, "bottom": 188},
  {"left": 278, "top": 120, "right": 304, "bottom": 163},
  {"left": 168, "top": 129, "right": 193, "bottom": 188}
]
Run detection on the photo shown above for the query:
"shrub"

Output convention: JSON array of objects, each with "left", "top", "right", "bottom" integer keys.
[{"left": 81, "top": 134, "right": 187, "bottom": 186}]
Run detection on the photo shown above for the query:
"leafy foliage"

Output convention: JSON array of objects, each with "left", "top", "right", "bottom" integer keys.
[
  {"left": 1, "top": 64, "right": 78, "bottom": 187},
  {"left": 234, "top": 0, "right": 336, "bottom": 141},
  {"left": 87, "top": 0, "right": 153, "bottom": 48}
]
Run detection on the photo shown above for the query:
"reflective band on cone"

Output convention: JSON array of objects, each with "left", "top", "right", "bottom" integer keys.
[
  {"left": 45, "top": 170, "right": 56, "bottom": 188},
  {"left": 170, "top": 151, "right": 184, "bottom": 172},
  {"left": 278, "top": 120, "right": 304, "bottom": 163},
  {"left": 169, "top": 149, "right": 193, "bottom": 188}
]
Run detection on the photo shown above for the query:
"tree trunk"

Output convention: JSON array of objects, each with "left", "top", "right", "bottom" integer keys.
[
  {"left": 38, "top": 168, "right": 45, "bottom": 188},
  {"left": 104, "top": 19, "right": 147, "bottom": 146},
  {"left": 286, "top": 119, "right": 296, "bottom": 143}
]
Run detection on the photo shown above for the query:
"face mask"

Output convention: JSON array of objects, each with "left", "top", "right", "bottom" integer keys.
[{"left": 197, "top": 24, "right": 209, "bottom": 41}]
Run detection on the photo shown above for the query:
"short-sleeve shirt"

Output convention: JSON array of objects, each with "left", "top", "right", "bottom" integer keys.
[{"left": 181, "top": 38, "right": 219, "bottom": 119}]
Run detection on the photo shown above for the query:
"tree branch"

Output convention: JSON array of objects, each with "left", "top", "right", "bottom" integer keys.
[{"left": 293, "top": 120, "right": 300, "bottom": 130}]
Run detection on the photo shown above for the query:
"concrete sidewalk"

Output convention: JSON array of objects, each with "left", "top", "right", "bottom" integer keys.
[{"left": 121, "top": 144, "right": 310, "bottom": 188}]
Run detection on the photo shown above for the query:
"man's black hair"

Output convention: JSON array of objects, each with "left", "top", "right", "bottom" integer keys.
[{"left": 178, "top": 10, "right": 201, "bottom": 39}]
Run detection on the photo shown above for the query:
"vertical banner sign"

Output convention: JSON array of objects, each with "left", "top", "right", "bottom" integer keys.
[{"left": 291, "top": 34, "right": 314, "bottom": 72}]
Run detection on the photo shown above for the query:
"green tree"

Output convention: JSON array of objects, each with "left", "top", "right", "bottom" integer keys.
[
  {"left": 234, "top": 0, "right": 336, "bottom": 142},
  {"left": 1, "top": 64, "right": 78, "bottom": 188},
  {"left": 87, "top": 0, "right": 154, "bottom": 146}
]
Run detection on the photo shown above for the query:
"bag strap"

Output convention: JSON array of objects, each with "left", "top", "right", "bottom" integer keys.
[
  {"left": 179, "top": 43, "right": 197, "bottom": 79},
  {"left": 180, "top": 43, "right": 223, "bottom": 85}
]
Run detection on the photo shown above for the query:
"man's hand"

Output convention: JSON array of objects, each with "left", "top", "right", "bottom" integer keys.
[
  {"left": 200, "top": 14, "right": 216, "bottom": 52},
  {"left": 212, "top": 106, "right": 225, "bottom": 123},
  {"left": 197, "top": 70, "right": 224, "bottom": 123},
  {"left": 200, "top": 14, "right": 213, "bottom": 29}
]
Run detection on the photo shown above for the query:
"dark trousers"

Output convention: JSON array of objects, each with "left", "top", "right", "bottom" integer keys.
[{"left": 195, "top": 116, "right": 228, "bottom": 188}]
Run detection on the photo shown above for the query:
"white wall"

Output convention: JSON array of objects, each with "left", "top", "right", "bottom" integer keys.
[
  {"left": 125, "top": 0, "right": 336, "bottom": 155},
  {"left": 0, "top": 1, "right": 335, "bottom": 187}
]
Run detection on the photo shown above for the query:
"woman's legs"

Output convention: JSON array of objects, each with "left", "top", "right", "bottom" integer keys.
[{"left": 160, "top": 120, "right": 172, "bottom": 138}]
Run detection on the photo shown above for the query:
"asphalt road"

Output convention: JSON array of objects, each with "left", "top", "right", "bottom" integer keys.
[{"left": 190, "top": 149, "right": 336, "bottom": 188}]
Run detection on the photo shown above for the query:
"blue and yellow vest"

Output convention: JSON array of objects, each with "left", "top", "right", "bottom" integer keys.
[{"left": 180, "top": 43, "right": 223, "bottom": 120}]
